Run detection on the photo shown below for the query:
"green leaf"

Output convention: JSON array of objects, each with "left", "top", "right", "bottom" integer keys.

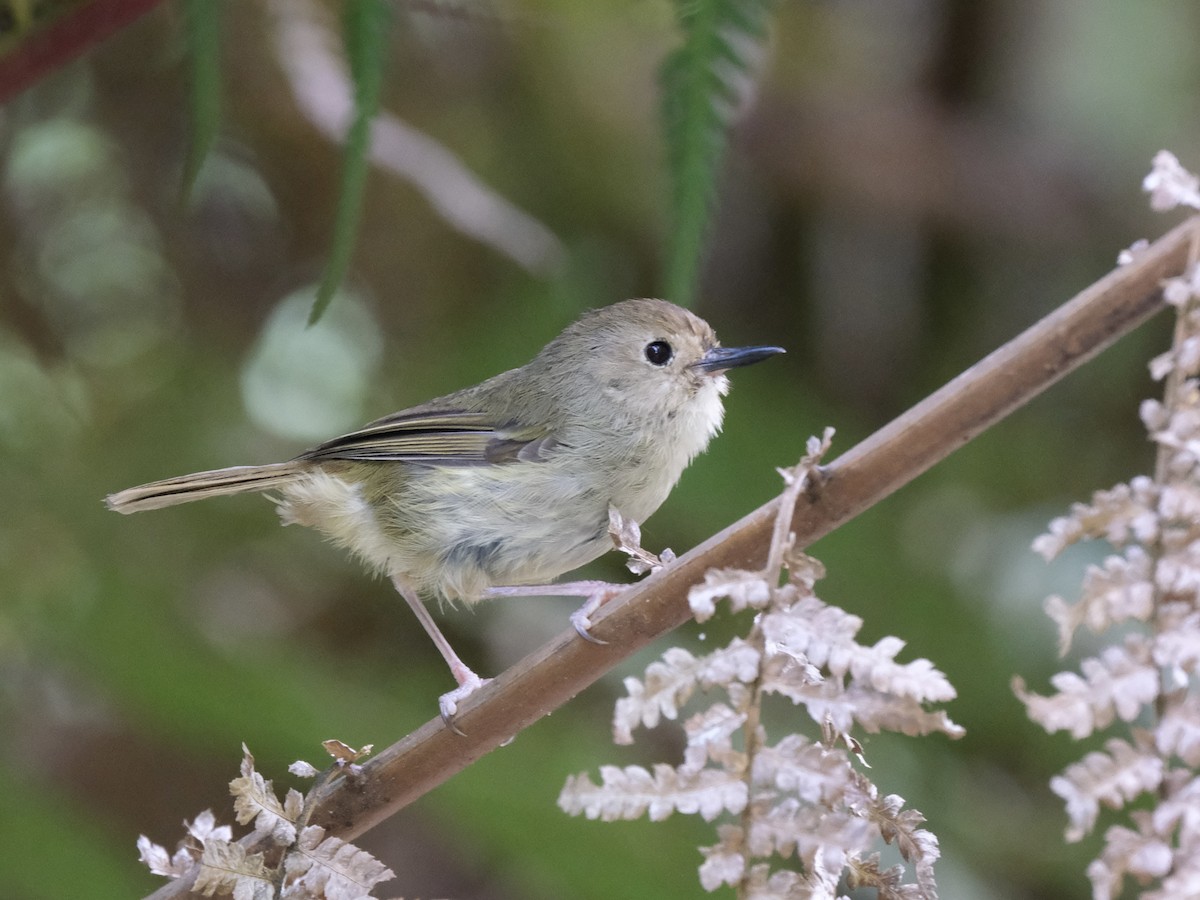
[
  {"left": 660, "top": 0, "right": 776, "bottom": 305},
  {"left": 310, "top": 0, "right": 393, "bottom": 326},
  {"left": 182, "top": 0, "right": 222, "bottom": 200}
]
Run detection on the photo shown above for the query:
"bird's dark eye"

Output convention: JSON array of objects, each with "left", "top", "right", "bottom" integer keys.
[{"left": 644, "top": 340, "right": 673, "bottom": 366}]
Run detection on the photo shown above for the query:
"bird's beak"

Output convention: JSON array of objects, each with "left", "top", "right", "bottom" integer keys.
[{"left": 695, "top": 344, "right": 785, "bottom": 374}]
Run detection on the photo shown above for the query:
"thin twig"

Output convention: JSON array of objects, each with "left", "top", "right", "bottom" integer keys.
[{"left": 147, "top": 215, "right": 1199, "bottom": 900}]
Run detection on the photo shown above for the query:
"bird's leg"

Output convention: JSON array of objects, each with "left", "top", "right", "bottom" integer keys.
[
  {"left": 484, "top": 581, "right": 625, "bottom": 644},
  {"left": 484, "top": 506, "right": 678, "bottom": 645},
  {"left": 390, "top": 574, "right": 488, "bottom": 732}
]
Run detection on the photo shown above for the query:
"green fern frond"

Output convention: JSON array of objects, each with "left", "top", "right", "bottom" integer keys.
[
  {"left": 310, "top": 0, "right": 392, "bottom": 326},
  {"left": 660, "top": 0, "right": 776, "bottom": 306},
  {"left": 182, "top": 0, "right": 222, "bottom": 200}
]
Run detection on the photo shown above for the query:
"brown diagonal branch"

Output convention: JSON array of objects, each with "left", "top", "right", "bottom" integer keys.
[{"left": 147, "top": 215, "right": 1198, "bottom": 899}]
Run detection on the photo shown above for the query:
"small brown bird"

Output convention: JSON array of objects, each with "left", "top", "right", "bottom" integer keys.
[{"left": 107, "top": 299, "right": 783, "bottom": 721}]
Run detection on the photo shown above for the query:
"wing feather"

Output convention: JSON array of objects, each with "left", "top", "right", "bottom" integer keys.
[{"left": 298, "top": 408, "right": 555, "bottom": 466}]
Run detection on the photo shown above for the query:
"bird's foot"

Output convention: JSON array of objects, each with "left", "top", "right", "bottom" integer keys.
[
  {"left": 439, "top": 669, "right": 492, "bottom": 735},
  {"left": 569, "top": 585, "right": 626, "bottom": 645}
]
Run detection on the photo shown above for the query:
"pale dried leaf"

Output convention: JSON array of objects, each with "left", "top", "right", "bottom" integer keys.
[
  {"left": 1086, "top": 857, "right": 1120, "bottom": 900},
  {"left": 1149, "top": 771, "right": 1200, "bottom": 843},
  {"left": 1050, "top": 738, "right": 1164, "bottom": 841},
  {"left": 1088, "top": 815, "right": 1174, "bottom": 900},
  {"left": 762, "top": 603, "right": 955, "bottom": 704},
  {"left": 282, "top": 825, "right": 395, "bottom": 899},
  {"left": 1176, "top": 335, "right": 1200, "bottom": 376},
  {"left": 612, "top": 648, "right": 698, "bottom": 743},
  {"left": 1150, "top": 390, "right": 1200, "bottom": 473},
  {"left": 867, "top": 794, "right": 940, "bottom": 896},
  {"left": 322, "top": 739, "right": 372, "bottom": 765},
  {"left": 613, "top": 640, "right": 761, "bottom": 743},
  {"left": 848, "top": 852, "right": 934, "bottom": 900},
  {"left": 1143, "top": 150, "right": 1200, "bottom": 211},
  {"left": 1152, "top": 609, "right": 1200, "bottom": 686},
  {"left": 1156, "top": 695, "right": 1200, "bottom": 766},
  {"left": 608, "top": 506, "right": 671, "bottom": 574},
  {"left": 194, "top": 840, "right": 273, "bottom": 900},
  {"left": 803, "top": 427, "right": 835, "bottom": 465},
  {"left": 1152, "top": 340, "right": 1190, "bottom": 381},
  {"left": 761, "top": 596, "right": 861, "bottom": 673},
  {"left": 867, "top": 795, "right": 927, "bottom": 858},
  {"left": 1032, "top": 518, "right": 1081, "bottom": 562},
  {"left": 834, "top": 686, "right": 962, "bottom": 739},
  {"left": 1159, "top": 479, "right": 1200, "bottom": 523},
  {"left": 1141, "top": 398, "right": 1170, "bottom": 432},
  {"left": 698, "top": 824, "right": 746, "bottom": 890},
  {"left": 1163, "top": 270, "right": 1200, "bottom": 307},
  {"left": 682, "top": 703, "right": 748, "bottom": 773},
  {"left": 701, "top": 637, "right": 765, "bottom": 687},
  {"left": 766, "top": 660, "right": 962, "bottom": 739},
  {"left": 760, "top": 640, "right": 822, "bottom": 693},
  {"left": 1015, "top": 641, "right": 1159, "bottom": 740},
  {"left": 741, "top": 863, "right": 807, "bottom": 900},
  {"left": 1045, "top": 550, "right": 1154, "bottom": 654},
  {"left": 137, "top": 835, "right": 195, "bottom": 878},
  {"left": 1144, "top": 856, "right": 1200, "bottom": 900},
  {"left": 854, "top": 645, "right": 955, "bottom": 704},
  {"left": 1155, "top": 540, "right": 1200, "bottom": 600},
  {"left": 1033, "top": 478, "right": 1158, "bottom": 560},
  {"left": 230, "top": 744, "right": 298, "bottom": 846},
  {"left": 742, "top": 860, "right": 835, "bottom": 900},
  {"left": 283, "top": 788, "right": 304, "bottom": 822},
  {"left": 608, "top": 505, "right": 642, "bottom": 553},
  {"left": 186, "top": 810, "right": 233, "bottom": 846},
  {"left": 784, "top": 550, "right": 827, "bottom": 591},
  {"left": 289, "top": 760, "right": 320, "bottom": 779},
  {"left": 751, "top": 735, "right": 854, "bottom": 805},
  {"left": 745, "top": 797, "right": 871, "bottom": 869},
  {"left": 559, "top": 764, "right": 747, "bottom": 822},
  {"left": 689, "top": 568, "right": 771, "bottom": 622}
]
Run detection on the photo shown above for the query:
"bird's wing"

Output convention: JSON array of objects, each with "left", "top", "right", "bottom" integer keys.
[{"left": 297, "top": 409, "right": 557, "bottom": 466}]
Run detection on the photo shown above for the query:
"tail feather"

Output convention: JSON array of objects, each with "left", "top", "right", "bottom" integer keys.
[{"left": 106, "top": 462, "right": 306, "bottom": 514}]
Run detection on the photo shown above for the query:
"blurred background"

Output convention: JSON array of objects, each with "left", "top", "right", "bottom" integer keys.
[{"left": 1, "top": 1, "right": 1198, "bottom": 897}]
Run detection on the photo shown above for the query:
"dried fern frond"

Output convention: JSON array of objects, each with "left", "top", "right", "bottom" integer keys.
[
  {"left": 1017, "top": 151, "right": 1200, "bottom": 899},
  {"left": 562, "top": 430, "right": 955, "bottom": 898}
]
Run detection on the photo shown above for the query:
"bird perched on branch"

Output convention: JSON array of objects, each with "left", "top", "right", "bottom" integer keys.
[{"left": 107, "top": 299, "right": 784, "bottom": 725}]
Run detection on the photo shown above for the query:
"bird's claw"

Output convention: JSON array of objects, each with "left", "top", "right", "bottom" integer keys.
[
  {"left": 570, "top": 607, "right": 609, "bottom": 645},
  {"left": 569, "top": 585, "right": 625, "bottom": 645},
  {"left": 438, "top": 672, "right": 491, "bottom": 735}
]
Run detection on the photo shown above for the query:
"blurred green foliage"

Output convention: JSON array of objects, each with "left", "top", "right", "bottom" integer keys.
[
  {"left": 0, "top": 1, "right": 1197, "bottom": 898},
  {"left": 660, "top": 0, "right": 776, "bottom": 305},
  {"left": 311, "top": 0, "right": 391, "bottom": 323},
  {"left": 181, "top": 0, "right": 221, "bottom": 199}
]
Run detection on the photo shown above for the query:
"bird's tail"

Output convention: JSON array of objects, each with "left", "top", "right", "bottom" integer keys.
[{"left": 105, "top": 462, "right": 306, "bottom": 514}]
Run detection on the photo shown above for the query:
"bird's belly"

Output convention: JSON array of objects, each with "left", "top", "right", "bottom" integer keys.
[
  {"left": 278, "top": 458, "right": 664, "bottom": 603},
  {"left": 324, "top": 465, "right": 609, "bottom": 607},
  {"left": 376, "top": 463, "right": 615, "bottom": 602},
  {"left": 450, "top": 513, "right": 610, "bottom": 590}
]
